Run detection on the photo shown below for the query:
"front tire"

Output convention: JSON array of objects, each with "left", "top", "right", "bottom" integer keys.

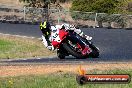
[{"left": 63, "top": 43, "right": 86, "bottom": 59}]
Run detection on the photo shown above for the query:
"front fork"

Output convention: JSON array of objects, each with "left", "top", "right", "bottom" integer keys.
[{"left": 67, "top": 32, "right": 86, "bottom": 50}]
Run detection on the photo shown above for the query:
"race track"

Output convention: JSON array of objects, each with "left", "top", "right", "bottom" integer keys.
[{"left": 0, "top": 23, "right": 132, "bottom": 63}]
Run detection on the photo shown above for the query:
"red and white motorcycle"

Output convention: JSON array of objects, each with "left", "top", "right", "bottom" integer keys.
[{"left": 51, "top": 27, "right": 99, "bottom": 59}]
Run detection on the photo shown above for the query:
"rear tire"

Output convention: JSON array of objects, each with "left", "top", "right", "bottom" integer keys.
[
  {"left": 89, "top": 45, "right": 99, "bottom": 58},
  {"left": 90, "top": 50, "right": 99, "bottom": 58}
]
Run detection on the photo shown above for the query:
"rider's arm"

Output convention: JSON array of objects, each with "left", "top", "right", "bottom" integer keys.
[{"left": 74, "top": 28, "right": 92, "bottom": 40}]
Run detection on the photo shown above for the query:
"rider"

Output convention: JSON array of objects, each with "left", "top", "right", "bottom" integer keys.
[
  {"left": 39, "top": 21, "right": 92, "bottom": 51},
  {"left": 39, "top": 21, "right": 54, "bottom": 50}
]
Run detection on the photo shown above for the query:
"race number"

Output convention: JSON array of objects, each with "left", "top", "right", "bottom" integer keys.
[{"left": 52, "top": 32, "right": 61, "bottom": 42}]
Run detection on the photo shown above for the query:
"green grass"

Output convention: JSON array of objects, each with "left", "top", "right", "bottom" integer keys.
[
  {"left": 0, "top": 39, "right": 15, "bottom": 52},
  {"left": 0, "top": 69, "right": 132, "bottom": 88},
  {"left": 0, "top": 35, "right": 55, "bottom": 59}
]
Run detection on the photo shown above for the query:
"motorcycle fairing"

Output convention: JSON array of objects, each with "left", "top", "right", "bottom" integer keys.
[{"left": 52, "top": 29, "right": 68, "bottom": 48}]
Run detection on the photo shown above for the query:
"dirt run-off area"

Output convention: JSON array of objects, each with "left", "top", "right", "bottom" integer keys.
[{"left": 0, "top": 63, "right": 132, "bottom": 77}]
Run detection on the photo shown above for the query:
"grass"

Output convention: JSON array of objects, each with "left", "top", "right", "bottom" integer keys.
[
  {"left": 0, "top": 69, "right": 132, "bottom": 88},
  {"left": 0, "top": 34, "right": 56, "bottom": 59}
]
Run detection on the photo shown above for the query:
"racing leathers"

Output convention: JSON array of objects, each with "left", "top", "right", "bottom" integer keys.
[{"left": 40, "top": 21, "right": 54, "bottom": 50}]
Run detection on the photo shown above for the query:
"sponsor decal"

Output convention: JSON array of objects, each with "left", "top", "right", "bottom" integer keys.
[{"left": 76, "top": 65, "right": 131, "bottom": 85}]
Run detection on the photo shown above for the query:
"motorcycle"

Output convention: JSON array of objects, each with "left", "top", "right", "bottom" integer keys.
[{"left": 51, "top": 27, "right": 99, "bottom": 59}]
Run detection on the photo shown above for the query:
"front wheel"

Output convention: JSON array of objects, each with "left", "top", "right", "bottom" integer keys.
[{"left": 63, "top": 43, "right": 86, "bottom": 59}]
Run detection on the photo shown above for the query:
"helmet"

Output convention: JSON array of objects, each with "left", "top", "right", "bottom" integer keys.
[
  {"left": 40, "top": 21, "right": 51, "bottom": 35},
  {"left": 40, "top": 21, "right": 51, "bottom": 30}
]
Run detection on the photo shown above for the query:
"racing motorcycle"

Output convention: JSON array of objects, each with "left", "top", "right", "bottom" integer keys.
[{"left": 51, "top": 28, "right": 99, "bottom": 59}]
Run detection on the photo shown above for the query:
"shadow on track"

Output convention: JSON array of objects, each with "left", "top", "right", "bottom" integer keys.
[{"left": 1, "top": 54, "right": 132, "bottom": 64}]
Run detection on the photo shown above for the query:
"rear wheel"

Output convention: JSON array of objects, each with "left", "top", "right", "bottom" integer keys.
[
  {"left": 89, "top": 44, "right": 99, "bottom": 58},
  {"left": 90, "top": 50, "right": 99, "bottom": 58}
]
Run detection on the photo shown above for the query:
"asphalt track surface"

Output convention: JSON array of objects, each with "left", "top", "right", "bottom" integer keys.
[{"left": 0, "top": 23, "right": 132, "bottom": 64}]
